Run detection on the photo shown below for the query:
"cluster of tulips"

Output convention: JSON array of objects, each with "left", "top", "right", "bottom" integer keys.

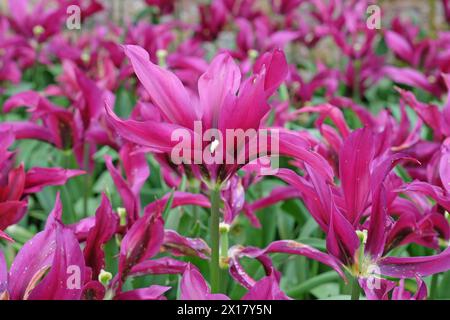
[{"left": 0, "top": 0, "right": 450, "bottom": 300}]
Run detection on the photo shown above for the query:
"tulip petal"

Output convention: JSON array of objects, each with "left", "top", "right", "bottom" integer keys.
[{"left": 123, "top": 45, "right": 199, "bottom": 128}]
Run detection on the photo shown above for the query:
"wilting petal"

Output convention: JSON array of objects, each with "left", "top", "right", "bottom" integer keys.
[
  {"left": 24, "top": 168, "right": 85, "bottom": 194},
  {"left": 83, "top": 194, "right": 118, "bottom": 278},
  {"left": 379, "top": 247, "right": 450, "bottom": 278},
  {"left": 180, "top": 264, "right": 229, "bottom": 300},
  {"left": 114, "top": 286, "right": 170, "bottom": 300},
  {"left": 163, "top": 230, "right": 210, "bottom": 259},
  {"left": 129, "top": 257, "right": 187, "bottom": 277},
  {"left": 123, "top": 45, "right": 199, "bottom": 128},
  {"left": 199, "top": 52, "right": 241, "bottom": 129},
  {"left": 242, "top": 272, "right": 290, "bottom": 300}
]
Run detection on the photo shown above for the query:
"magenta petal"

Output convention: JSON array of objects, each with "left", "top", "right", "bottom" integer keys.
[
  {"left": 105, "top": 154, "right": 139, "bottom": 223},
  {"left": 114, "top": 286, "right": 171, "bottom": 300},
  {"left": 403, "top": 181, "right": 450, "bottom": 211},
  {"left": 261, "top": 240, "right": 345, "bottom": 278},
  {"left": 359, "top": 277, "right": 396, "bottom": 300},
  {"left": 253, "top": 48, "right": 288, "bottom": 97},
  {"left": 385, "top": 31, "right": 413, "bottom": 62},
  {"left": 242, "top": 272, "right": 291, "bottom": 300},
  {"left": 83, "top": 194, "right": 119, "bottom": 278},
  {"left": 0, "top": 230, "right": 13, "bottom": 242},
  {"left": 0, "top": 122, "right": 55, "bottom": 145},
  {"left": 118, "top": 205, "right": 165, "bottom": 279},
  {"left": 339, "top": 128, "right": 374, "bottom": 224},
  {"left": 199, "top": 52, "right": 241, "bottom": 129},
  {"left": 379, "top": 247, "right": 450, "bottom": 278},
  {"left": 105, "top": 99, "right": 191, "bottom": 154},
  {"left": 0, "top": 201, "right": 28, "bottom": 230},
  {"left": 24, "top": 168, "right": 85, "bottom": 194},
  {"left": 180, "top": 264, "right": 229, "bottom": 300},
  {"left": 439, "top": 138, "right": 450, "bottom": 194},
  {"left": 163, "top": 230, "right": 211, "bottom": 259},
  {"left": 9, "top": 197, "right": 85, "bottom": 300},
  {"left": 123, "top": 45, "right": 199, "bottom": 128},
  {"left": 365, "top": 185, "right": 388, "bottom": 260},
  {"left": 326, "top": 207, "right": 359, "bottom": 266},
  {"left": 129, "top": 257, "right": 187, "bottom": 277},
  {"left": 0, "top": 250, "right": 8, "bottom": 295}
]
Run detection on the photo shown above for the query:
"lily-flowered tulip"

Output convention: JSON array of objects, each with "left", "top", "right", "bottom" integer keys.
[{"left": 0, "top": 194, "right": 85, "bottom": 300}]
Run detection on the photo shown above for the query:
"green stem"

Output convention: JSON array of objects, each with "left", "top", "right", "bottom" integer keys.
[
  {"left": 286, "top": 271, "right": 340, "bottom": 298},
  {"left": 351, "top": 276, "right": 360, "bottom": 300},
  {"left": 429, "top": 274, "right": 439, "bottom": 300},
  {"left": 209, "top": 184, "right": 221, "bottom": 293}
]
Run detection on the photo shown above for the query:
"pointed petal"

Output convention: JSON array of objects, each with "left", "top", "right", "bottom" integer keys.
[
  {"left": 83, "top": 194, "right": 119, "bottom": 278},
  {"left": 199, "top": 52, "right": 241, "bottom": 129},
  {"left": 24, "top": 168, "right": 85, "bottom": 194},
  {"left": 339, "top": 128, "right": 374, "bottom": 223},
  {"left": 118, "top": 206, "right": 164, "bottom": 280},
  {"left": 379, "top": 247, "right": 450, "bottom": 278},
  {"left": 123, "top": 45, "right": 198, "bottom": 128}
]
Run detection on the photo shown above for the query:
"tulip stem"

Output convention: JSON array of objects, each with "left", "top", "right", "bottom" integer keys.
[
  {"left": 351, "top": 276, "right": 360, "bottom": 300},
  {"left": 209, "top": 184, "right": 221, "bottom": 293}
]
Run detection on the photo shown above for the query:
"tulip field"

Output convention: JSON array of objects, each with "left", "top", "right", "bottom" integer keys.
[{"left": 0, "top": 0, "right": 450, "bottom": 301}]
